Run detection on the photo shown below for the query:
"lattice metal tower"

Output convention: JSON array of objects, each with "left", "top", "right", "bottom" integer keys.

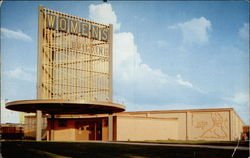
[{"left": 37, "top": 6, "right": 113, "bottom": 102}]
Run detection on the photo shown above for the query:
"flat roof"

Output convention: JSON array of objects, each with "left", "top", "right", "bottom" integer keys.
[
  {"left": 116, "top": 108, "right": 234, "bottom": 115},
  {"left": 6, "top": 99, "right": 125, "bottom": 115},
  {"left": 45, "top": 107, "right": 235, "bottom": 118}
]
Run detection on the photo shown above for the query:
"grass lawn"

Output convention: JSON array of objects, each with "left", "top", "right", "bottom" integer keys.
[{"left": 1, "top": 141, "right": 249, "bottom": 158}]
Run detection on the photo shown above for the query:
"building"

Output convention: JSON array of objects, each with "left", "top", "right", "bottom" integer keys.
[
  {"left": 6, "top": 6, "right": 245, "bottom": 142},
  {"left": 242, "top": 125, "right": 250, "bottom": 141},
  {"left": 0, "top": 123, "right": 24, "bottom": 139},
  {"left": 44, "top": 108, "right": 243, "bottom": 141},
  {"left": 21, "top": 108, "right": 244, "bottom": 141}
]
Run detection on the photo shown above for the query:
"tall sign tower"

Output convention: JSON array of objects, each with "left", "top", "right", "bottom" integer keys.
[
  {"left": 37, "top": 6, "right": 113, "bottom": 102},
  {"left": 6, "top": 6, "right": 124, "bottom": 141}
]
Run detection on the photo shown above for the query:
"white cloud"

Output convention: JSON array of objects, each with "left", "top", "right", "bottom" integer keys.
[
  {"left": 113, "top": 31, "right": 200, "bottom": 106},
  {"left": 1, "top": 28, "right": 32, "bottom": 41},
  {"left": 89, "top": 4, "right": 200, "bottom": 104},
  {"left": 176, "top": 74, "right": 193, "bottom": 88},
  {"left": 113, "top": 32, "right": 170, "bottom": 87},
  {"left": 169, "top": 17, "right": 211, "bottom": 45},
  {"left": 89, "top": 3, "right": 199, "bottom": 107},
  {"left": 239, "top": 23, "right": 249, "bottom": 41},
  {"left": 113, "top": 32, "right": 195, "bottom": 89},
  {"left": 225, "top": 92, "right": 249, "bottom": 105},
  {"left": 167, "top": 25, "right": 177, "bottom": 29},
  {"left": 156, "top": 40, "right": 167, "bottom": 48},
  {"left": 89, "top": 3, "right": 121, "bottom": 31},
  {"left": 4, "top": 67, "right": 35, "bottom": 82},
  {"left": 222, "top": 92, "right": 249, "bottom": 124}
]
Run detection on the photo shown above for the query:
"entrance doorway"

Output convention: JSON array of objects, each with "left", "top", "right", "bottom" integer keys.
[{"left": 75, "top": 118, "right": 103, "bottom": 141}]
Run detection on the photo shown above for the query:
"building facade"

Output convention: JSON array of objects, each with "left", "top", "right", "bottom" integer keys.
[
  {"left": 46, "top": 108, "right": 243, "bottom": 141},
  {"left": 6, "top": 6, "right": 245, "bottom": 142}
]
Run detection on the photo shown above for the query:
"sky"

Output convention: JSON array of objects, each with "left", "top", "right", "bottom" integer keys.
[{"left": 1, "top": 1, "right": 249, "bottom": 124}]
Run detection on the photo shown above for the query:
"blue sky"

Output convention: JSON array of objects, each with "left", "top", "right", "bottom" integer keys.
[{"left": 1, "top": 1, "right": 249, "bottom": 124}]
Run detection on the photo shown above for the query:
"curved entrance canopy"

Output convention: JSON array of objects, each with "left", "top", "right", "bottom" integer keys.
[{"left": 6, "top": 99, "right": 125, "bottom": 114}]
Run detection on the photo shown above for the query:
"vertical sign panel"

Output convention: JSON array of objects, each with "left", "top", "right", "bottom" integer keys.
[{"left": 37, "top": 6, "right": 112, "bottom": 102}]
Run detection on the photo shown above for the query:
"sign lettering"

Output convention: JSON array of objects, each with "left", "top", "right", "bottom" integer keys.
[
  {"left": 46, "top": 14, "right": 57, "bottom": 29},
  {"left": 58, "top": 17, "right": 68, "bottom": 32},
  {"left": 45, "top": 13, "right": 109, "bottom": 42}
]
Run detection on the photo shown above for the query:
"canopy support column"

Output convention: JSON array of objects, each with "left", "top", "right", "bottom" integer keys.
[
  {"left": 49, "top": 114, "right": 55, "bottom": 141},
  {"left": 36, "top": 110, "right": 42, "bottom": 141},
  {"left": 108, "top": 114, "right": 113, "bottom": 141}
]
